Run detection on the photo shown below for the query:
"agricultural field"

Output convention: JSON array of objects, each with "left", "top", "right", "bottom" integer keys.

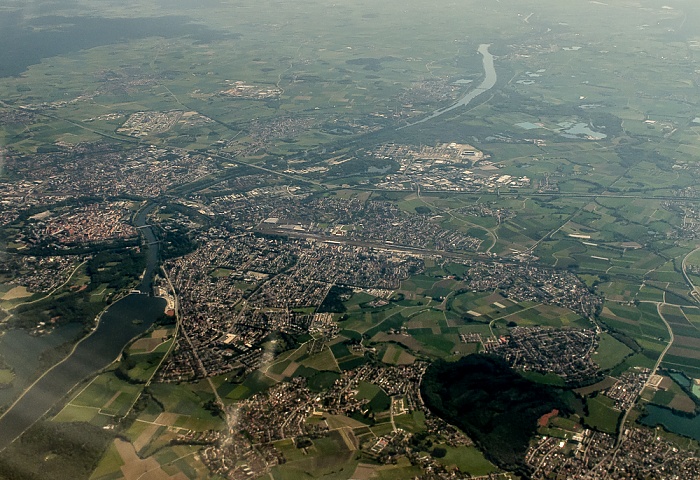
[
  {"left": 584, "top": 396, "right": 621, "bottom": 435},
  {"left": 660, "top": 305, "right": 700, "bottom": 376},
  {"left": 647, "top": 375, "right": 697, "bottom": 414},
  {"left": 53, "top": 371, "right": 142, "bottom": 424},
  {"left": 3, "top": 0, "right": 700, "bottom": 478},
  {"left": 592, "top": 333, "right": 634, "bottom": 372}
]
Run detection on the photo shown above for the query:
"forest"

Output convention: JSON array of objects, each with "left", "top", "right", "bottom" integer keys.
[{"left": 421, "top": 354, "right": 571, "bottom": 474}]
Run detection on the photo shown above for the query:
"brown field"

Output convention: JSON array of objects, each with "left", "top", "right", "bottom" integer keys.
[
  {"left": 667, "top": 346, "right": 700, "bottom": 360},
  {"left": 658, "top": 377, "right": 674, "bottom": 390},
  {"left": 538, "top": 409, "right": 559, "bottom": 427},
  {"left": 133, "top": 423, "right": 161, "bottom": 453},
  {"left": 130, "top": 337, "right": 164, "bottom": 353},
  {"left": 381, "top": 346, "right": 397, "bottom": 364},
  {"left": 131, "top": 329, "right": 171, "bottom": 353},
  {"left": 395, "top": 351, "right": 416, "bottom": 365},
  {"left": 337, "top": 427, "right": 358, "bottom": 451},
  {"left": 351, "top": 464, "right": 378, "bottom": 480},
  {"left": 155, "top": 413, "right": 181, "bottom": 426},
  {"left": 114, "top": 439, "right": 188, "bottom": 480},
  {"left": 151, "top": 329, "right": 169, "bottom": 340},
  {"left": 672, "top": 335, "right": 700, "bottom": 349},
  {"left": 669, "top": 394, "right": 696, "bottom": 413},
  {"left": 2, "top": 286, "right": 32, "bottom": 300},
  {"left": 281, "top": 361, "right": 300, "bottom": 377}
]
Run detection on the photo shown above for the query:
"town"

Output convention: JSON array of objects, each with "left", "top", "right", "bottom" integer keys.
[{"left": 0, "top": 137, "right": 692, "bottom": 480}]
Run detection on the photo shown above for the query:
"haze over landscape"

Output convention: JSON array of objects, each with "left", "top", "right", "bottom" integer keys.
[{"left": 1, "top": 1, "right": 700, "bottom": 479}]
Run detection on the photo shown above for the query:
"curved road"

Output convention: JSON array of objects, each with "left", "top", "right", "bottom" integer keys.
[
  {"left": 681, "top": 246, "right": 700, "bottom": 302},
  {"left": 611, "top": 301, "right": 674, "bottom": 448}
]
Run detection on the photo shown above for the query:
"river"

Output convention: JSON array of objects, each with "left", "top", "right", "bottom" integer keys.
[
  {"left": 0, "top": 203, "right": 165, "bottom": 452},
  {"left": 402, "top": 43, "right": 497, "bottom": 128}
]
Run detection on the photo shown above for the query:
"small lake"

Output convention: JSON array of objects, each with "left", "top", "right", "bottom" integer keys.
[
  {"left": 639, "top": 405, "right": 700, "bottom": 441},
  {"left": 558, "top": 121, "right": 607, "bottom": 140}
]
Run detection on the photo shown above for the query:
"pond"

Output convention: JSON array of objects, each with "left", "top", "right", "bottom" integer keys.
[
  {"left": 558, "top": 121, "right": 607, "bottom": 140},
  {"left": 639, "top": 405, "right": 700, "bottom": 442}
]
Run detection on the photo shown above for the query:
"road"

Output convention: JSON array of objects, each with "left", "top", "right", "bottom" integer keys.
[
  {"left": 153, "top": 266, "right": 181, "bottom": 390},
  {"left": 360, "top": 186, "right": 700, "bottom": 203},
  {"left": 606, "top": 301, "right": 675, "bottom": 477},
  {"left": 389, "top": 396, "right": 397, "bottom": 432},
  {"left": 681, "top": 246, "right": 700, "bottom": 302},
  {"left": 416, "top": 183, "right": 498, "bottom": 254},
  {"left": 650, "top": 303, "right": 676, "bottom": 387}
]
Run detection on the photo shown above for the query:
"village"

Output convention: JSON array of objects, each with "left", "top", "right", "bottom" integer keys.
[
  {"left": 485, "top": 326, "right": 600, "bottom": 385},
  {"left": 183, "top": 363, "right": 479, "bottom": 480},
  {"left": 526, "top": 427, "right": 700, "bottom": 479}
]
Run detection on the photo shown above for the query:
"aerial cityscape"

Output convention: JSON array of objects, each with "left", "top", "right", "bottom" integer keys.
[{"left": 1, "top": 1, "right": 700, "bottom": 479}]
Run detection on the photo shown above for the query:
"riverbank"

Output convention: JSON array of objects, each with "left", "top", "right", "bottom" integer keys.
[
  {"left": 401, "top": 43, "right": 497, "bottom": 128},
  {"left": 0, "top": 201, "right": 165, "bottom": 452},
  {"left": 0, "top": 293, "right": 166, "bottom": 451}
]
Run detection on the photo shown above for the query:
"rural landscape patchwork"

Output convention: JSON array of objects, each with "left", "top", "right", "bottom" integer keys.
[{"left": 1, "top": 1, "right": 700, "bottom": 479}]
